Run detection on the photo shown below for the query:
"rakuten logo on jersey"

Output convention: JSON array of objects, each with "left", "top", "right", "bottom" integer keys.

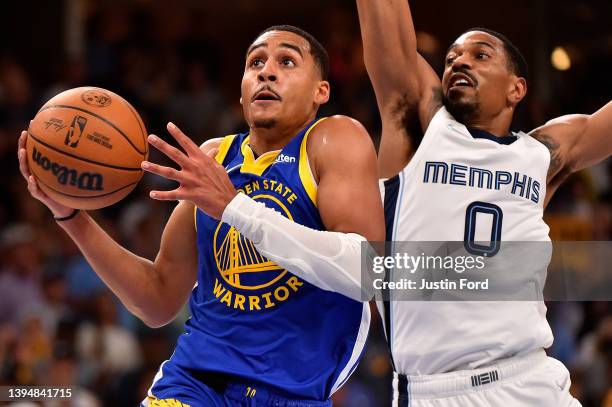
[{"left": 275, "top": 154, "right": 296, "bottom": 164}]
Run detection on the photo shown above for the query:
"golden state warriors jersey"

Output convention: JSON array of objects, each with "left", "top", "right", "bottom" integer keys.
[{"left": 148, "top": 119, "right": 370, "bottom": 401}]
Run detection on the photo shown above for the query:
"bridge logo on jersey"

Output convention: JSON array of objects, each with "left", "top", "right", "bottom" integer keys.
[{"left": 211, "top": 180, "right": 304, "bottom": 312}]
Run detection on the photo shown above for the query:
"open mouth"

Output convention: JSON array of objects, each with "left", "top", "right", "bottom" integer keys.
[
  {"left": 449, "top": 73, "right": 476, "bottom": 89},
  {"left": 252, "top": 90, "right": 281, "bottom": 102}
]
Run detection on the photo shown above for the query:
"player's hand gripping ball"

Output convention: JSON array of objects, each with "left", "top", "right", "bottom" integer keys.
[{"left": 26, "top": 87, "right": 148, "bottom": 209}]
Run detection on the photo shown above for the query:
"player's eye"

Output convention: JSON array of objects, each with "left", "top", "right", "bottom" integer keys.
[
  {"left": 281, "top": 58, "right": 295, "bottom": 67},
  {"left": 250, "top": 58, "right": 264, "bottom": 68},
  {"left": 476, "top": 52, "right": 489, "bottom": 60},
  {"left": 445, "top": 56, "right": 455, "bottom": 65}
]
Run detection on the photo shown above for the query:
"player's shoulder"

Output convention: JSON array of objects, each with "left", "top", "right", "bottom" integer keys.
[
  {"left": 199, "top": 137, "right": 224, "bottom": 154},
  {"left": 308, "top": 115, "right": 376, "bottom": 168},
  {"left": 309, "top": 115, "right": 371, "bottom": 146}
]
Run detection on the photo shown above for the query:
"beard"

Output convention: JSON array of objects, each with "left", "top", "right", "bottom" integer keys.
[
  {"left": 252, "top": 118, "right": 277, "bottom": 129},
  {"left": 443, "top": 94, "right": 480, "bottom": 124}
]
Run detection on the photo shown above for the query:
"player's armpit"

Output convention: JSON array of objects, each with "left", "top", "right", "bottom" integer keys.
[{"left": 377, "top": 56, "right": 444, "bottom": 179}]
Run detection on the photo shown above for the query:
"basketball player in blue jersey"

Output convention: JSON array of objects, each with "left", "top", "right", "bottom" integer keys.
[
  {"left": 350, "top": 1, "right": 611, "bottom": 406},
  {"left": 17, "top": 25, "right": 384, "bottom": 406}
]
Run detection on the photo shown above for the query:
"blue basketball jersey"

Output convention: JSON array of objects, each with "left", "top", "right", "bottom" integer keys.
[{"left": 149, "top": 118, "right": 370, "bottom": 401}]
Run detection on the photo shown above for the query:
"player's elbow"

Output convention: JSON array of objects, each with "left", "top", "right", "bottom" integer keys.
[
  {"left": 128, "top": 301, "right": 181, "bottom": 329},
  {"left": 139, "top": 309, "right": 178, "bottom": 329},
  {"left": 142, "top": 316, "right": 173, "bottom": 329}
]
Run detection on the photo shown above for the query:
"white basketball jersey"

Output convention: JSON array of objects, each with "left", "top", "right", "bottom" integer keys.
[{"left": 379, "top": 106, "right": 554, "bottom": 375}]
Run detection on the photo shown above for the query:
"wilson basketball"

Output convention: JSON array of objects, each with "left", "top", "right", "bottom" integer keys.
[{"left": 26, "top": 87, "right": 148, "bottom": 210}]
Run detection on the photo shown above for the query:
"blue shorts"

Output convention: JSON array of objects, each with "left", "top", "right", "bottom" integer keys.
[{"left": 142, "top": 368, "right": 333, "bottom": 407}]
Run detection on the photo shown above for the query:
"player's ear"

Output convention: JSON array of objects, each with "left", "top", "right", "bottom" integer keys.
[
  {"left": 314, "top": 80, "right": 330, "bottom": 105},
  {"left": 508, "top": 76, "right": 527, "bottom": 106}
]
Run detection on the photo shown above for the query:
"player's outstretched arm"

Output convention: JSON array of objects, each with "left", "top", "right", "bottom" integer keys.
[
  {"left": 356, "top": 0, "right": 442, "bottom": 178},
  {"left": 531, "top": 100, "right": 612, "bottom": 204},
  {"left": 17, "top": 131, "right": 217, "bottom": 328}
]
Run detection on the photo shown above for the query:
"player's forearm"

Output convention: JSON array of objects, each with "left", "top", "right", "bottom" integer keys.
[
  {"left": 222, "top": 193, "right": 371, "bottom": 302},
  {"left": 356, "top": 0, "right": 418, "bottom": 97},
  {"left": 574, "top": 101, "right": 612, "bottom": 171},
  {"left": 57, "top": 212, "right": 175, "bottom": 327}
]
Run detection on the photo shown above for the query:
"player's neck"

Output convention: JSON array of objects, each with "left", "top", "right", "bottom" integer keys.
[
  {"left": 463, "top": 112, "right": 512, "bottom": 137},
  {"left": 248, "top": 116, "right": 314, "bottom": 155}
]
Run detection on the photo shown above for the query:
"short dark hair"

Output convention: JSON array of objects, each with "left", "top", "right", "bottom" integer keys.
[
  {"left": 459, "top": 27, "right": 528, "bottom": 81},
  {"left": 254, "top": 25, "right": 329, "bottom": 80}
]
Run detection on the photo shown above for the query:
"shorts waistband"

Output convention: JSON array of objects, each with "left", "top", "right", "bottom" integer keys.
[
  {"left": 394, "top": 349, "right": 547, "bottom": 399},
  {"left": 224, "top": 381, "right": 332, "bottom": 407}
]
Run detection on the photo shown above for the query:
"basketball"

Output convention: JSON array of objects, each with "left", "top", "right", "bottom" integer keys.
[{"left": 26, "top": 87, "right": 148, "bottom": 210}]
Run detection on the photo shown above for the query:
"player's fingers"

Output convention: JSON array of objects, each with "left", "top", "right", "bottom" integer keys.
[
  {"left": 147, "top": 134, "right": 191, "bottom": 168},
  {"left": 148, "top": 189, "right": 184, "bottom": 201},
  {"left": 141, "top": 161, "right": 185, "bottom": 182},
  {"left": 18, "top": 147, "right": 32, "bottom": 181},
  {"left": 27, "top": 175, "right": 46, "bottom": 201},
  {"left": 17, "top": 130, "right": 27, "bottom": 151},
  {"left": 167, "top": 122, "right": 200, "bottom": 157}
]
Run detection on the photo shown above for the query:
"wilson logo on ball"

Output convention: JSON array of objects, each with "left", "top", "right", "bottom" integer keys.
[
  {"left": 31, "top": 147, "right": 104, "bottom": 191},
  {"left": 65, "top": 115, "right": 88, "bottom": 148}
]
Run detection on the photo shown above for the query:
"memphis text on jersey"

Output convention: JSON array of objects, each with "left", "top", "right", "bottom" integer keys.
[
  {"left": 423, "top": 161, "right": 541, "bottom": 203},
  {"left": 211, "top": 179, "right": 304, "bottom": 312}
]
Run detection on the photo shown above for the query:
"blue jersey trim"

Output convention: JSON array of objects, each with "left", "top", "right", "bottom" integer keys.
[{"left": 467, "top": 127, "right": 518, "bottom": 145}]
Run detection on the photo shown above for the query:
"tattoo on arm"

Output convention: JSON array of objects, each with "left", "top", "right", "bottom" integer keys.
[{"left": 531, "top": 130, "right": 568, "bottom": 180}]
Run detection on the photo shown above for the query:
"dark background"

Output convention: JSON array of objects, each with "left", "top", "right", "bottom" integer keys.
[{"left": 0, "top": 0, "right": 610, "bottom": 405}]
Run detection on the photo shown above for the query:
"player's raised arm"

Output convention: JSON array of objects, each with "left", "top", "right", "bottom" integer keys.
[
  {"left": 356, "top": 0, "right": 420, "bottom": 105},
  {"left": 530, "top": 100, "right": 612, "bottom": 204},
  {"left": 356, "top": 0, "right": 442, "bottom": 178}
]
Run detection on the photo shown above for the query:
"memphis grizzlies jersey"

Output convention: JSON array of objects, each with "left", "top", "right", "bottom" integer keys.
[
  {"left": 379, "top": 106, "right": 554, "bottom": 375},
  {"left": 148, "top": 118, "right": 370, "bottom": 401}
]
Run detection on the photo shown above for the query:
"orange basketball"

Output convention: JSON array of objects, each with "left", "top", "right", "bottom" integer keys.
[{"left": 26, "top": 87, "right": 148, "bottom": 210}]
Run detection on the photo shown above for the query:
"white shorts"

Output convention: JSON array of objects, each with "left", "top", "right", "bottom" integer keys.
[{"left": 392, "top": 350, "right": 581, "bottom": 407}]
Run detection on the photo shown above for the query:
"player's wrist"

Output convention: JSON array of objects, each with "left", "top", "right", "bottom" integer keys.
[
  {"left": 53, "top": 209, "right": 80, "bottom": 222},
  {"left": 221, "top": 192, "right": 253, "bottom": 225}
]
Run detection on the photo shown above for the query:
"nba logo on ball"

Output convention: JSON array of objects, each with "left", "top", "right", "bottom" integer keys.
[
  {"left": 26, "top": 87, "right": 148, "bottom": 210},
  {"left": 65, "top": 115, "right": 88, "bottom": 148}
]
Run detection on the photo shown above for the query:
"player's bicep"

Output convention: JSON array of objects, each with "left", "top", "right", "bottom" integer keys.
[
  {"left": 417, "top": 56, "right": 444, "bottom": 132},
  {"left": 154, "top": 201, "right": 198, "bottom": 309},
  {"left": 313, "top": 119, "right": 385, "bottom": 242}
]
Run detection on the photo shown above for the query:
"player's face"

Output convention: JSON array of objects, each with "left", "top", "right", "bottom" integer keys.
[
  {"left": 442, "top": 31, "right": 523, "bottom": 123},
  {"left": 241, "top": 31, "right": 329, "bottom": 130}
]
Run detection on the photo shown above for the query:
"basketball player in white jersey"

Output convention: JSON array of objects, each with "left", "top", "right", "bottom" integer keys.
[{"left": 354, "top": 0, "right": 612, "bottom": 405}]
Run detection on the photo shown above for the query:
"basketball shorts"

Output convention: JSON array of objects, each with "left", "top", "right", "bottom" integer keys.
[
  {"left": 392, "top": 349, "right": 581, "bottom": 407},
  {"left": 141, "top": 368, "right": 332, "bottom": 407}
]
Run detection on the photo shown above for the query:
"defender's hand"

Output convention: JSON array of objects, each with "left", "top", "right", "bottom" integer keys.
[
  {"left": 142, "top": 122, "right": 237, "bottom": 219},
  {"left": 17, "top": 130, "right": 76, "bottom": 218}
]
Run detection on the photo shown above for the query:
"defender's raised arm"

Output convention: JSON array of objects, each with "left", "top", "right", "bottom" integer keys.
[{"left": 356, "top": 0, "right": 442, "bottom": 178}]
